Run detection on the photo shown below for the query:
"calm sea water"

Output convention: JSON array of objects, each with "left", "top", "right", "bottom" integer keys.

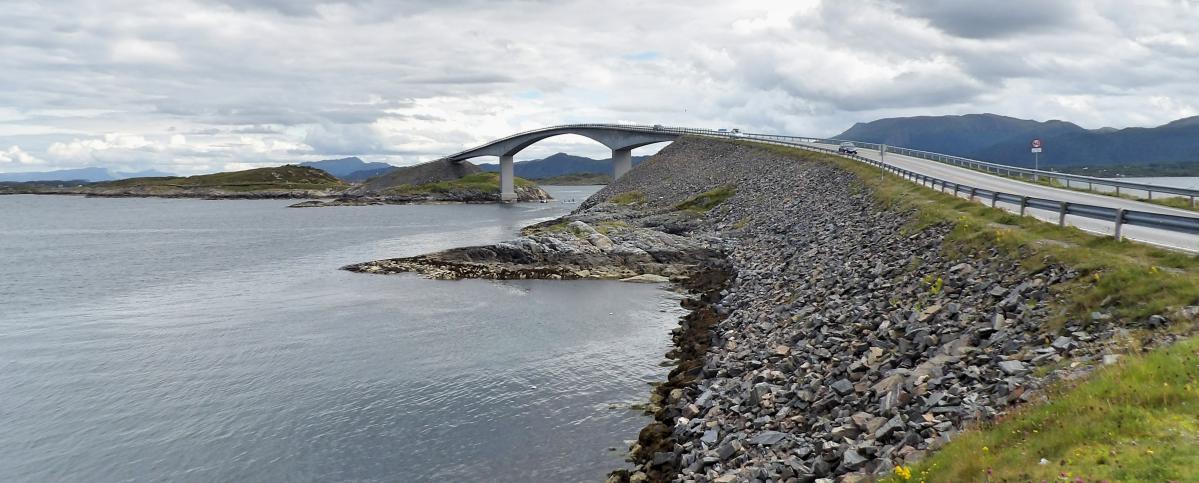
[{"left": 0, "top": 187, "right": 682, "bottom": 482}]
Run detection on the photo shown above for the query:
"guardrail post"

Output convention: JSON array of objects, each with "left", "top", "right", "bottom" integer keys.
[
  {"left": 1114, "top": 209, "right": 1126, "bottom": 241},
  {"left": 953, "top": 185, "right": 959, "bottom": 198},
  {"left": 1191, "top": 196, "right": 1196, "bottom": 208},
  {"left": 1147, "top": 190, "right": 1153, "bottom": 200},
  {"left": 990, "top": 192, "right": 998, "bottom": 208},
  {"left": 969, "top": 187, "right": 976, "bottom": 201},
  {"left": 1115, "top": 186, "right": 1121, "bottom": 196},
  {"left": 1019, "top": 196, "right": 1029, "bottom": 217},
  {"left": 1058, "top": 202, "right": 1068, "bottom": 226}
]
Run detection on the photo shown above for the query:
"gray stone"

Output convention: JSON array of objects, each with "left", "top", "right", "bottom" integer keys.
[
  {"left": 831, "top": 379, "right": 854, "bottom": 395},
  {"left": 998, "top": 360, "right": 1028, "bottom": 375},
  {"left": 748, "top": 430, "right": 787, "bottom": 446}
]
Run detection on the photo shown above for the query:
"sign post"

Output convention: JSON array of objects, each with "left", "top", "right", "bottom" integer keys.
[{"left": 1030, "top": 138, "right": 1043, "bottom": 183}]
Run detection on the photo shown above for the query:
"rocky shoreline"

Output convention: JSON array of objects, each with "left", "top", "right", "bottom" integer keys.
[
  {"left": 344, "top": 137, "right": 1171, "bottom": 482},
  {"left": 288, "top": 185, "right": 550, "bottom": 207}
]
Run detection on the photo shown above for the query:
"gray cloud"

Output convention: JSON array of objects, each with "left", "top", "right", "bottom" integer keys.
[
  {"left": 0, "top": 0, "right": 1196, "bottom": 174},
  {"left": 895, "top": 0, "right": 1081, "bottom": 39}
]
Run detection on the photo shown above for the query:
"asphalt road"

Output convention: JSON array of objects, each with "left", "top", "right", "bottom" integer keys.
[{"left": 793, "top": 141, "right": 1199, "bottom": 252}]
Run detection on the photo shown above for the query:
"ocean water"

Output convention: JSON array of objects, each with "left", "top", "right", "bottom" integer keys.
[{"left": 0, "top": 186, "right": 681, "bottom": 482}]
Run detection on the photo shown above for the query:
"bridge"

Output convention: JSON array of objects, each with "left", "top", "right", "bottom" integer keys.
[
  {"left": 443, "top": 124, "right": 1199, "bottom": 252},
  {"left": 443, "top": 124, "right": 679, "bottom": 201}
]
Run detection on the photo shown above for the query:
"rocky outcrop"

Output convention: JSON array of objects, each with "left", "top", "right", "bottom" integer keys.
[
  {"left": 287, "top": 183, "right": 549, "bottom": 207},
  {"left": 345, "top": 137, "right": 1149, "bottom": 482},
  {"left": 345, "top": 219, "right": 723, "bottom": 279}
]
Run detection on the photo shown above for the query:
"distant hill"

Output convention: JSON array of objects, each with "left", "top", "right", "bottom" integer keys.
[
  {"left": 0, "top": 167, "right": 174, "bottom": 183},
  {"left": 299, "top": 157, "right": 395, "bottom": 180},
  {"left": 835, "top": 113, "right": 1199, "bottom": 169},
  {"left": 477, "top": 152, "right": 648, "bottom": 178},
  {"left": 353, "top": 159, "right": 481, "bottom": 194},
  {"left": 836, "top": 113, "right": 1086, "bottom": 158},
  {"left": 343, "top": 166, "right": 398, "bottom": 182},
  {"left": 98, "top": 165, "right": 345, "bottom": 191}
]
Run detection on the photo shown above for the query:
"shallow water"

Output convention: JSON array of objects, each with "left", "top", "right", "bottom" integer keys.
[{"left": 0, "top": 187, "right": 680, "bottom": 482}]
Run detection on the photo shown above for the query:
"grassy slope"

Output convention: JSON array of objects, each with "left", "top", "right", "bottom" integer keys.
[
  {"left": 97, "top": 165, "right": 346, "bottom": 192},
  {"left": 381, "top": 172, "right": 535, "bottom": 195},
  {"left": 738, "top": 140, "right": 1199, "bottom": 481}
]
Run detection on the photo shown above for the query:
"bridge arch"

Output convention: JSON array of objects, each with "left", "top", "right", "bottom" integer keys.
[{"left": 443, "top": 125, "right": 680, "bottom": 201}]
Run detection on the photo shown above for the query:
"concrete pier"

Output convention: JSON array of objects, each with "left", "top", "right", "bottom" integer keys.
[
  {"left": 613, "top": 148, "right": 632, "bottom": 180},
  {"left": 500, "top": 155, "right": 516, "bottom": 202}
]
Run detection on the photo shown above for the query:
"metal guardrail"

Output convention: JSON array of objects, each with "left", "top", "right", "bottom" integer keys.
[
  {"left": 445, "top": 123, "right": 1199, "bottom": 244},
  {"left": 716, "top": 132, "right": 1199, "bottom": 242},
  {"left": 803, "top": 137, "right": 1199, "bottom": 205}
]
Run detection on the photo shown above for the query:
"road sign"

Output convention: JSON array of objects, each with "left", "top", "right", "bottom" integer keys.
[{"left": 1031, "top": 138, "right": 1043, "bottom": 153}]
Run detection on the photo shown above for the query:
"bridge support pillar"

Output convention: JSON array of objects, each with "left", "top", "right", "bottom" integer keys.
[
  {"left": 612, "top": 148, "right": 632, "bottom": 180},
  {"left": 500, "top": 154, "right": 516, "bottom": 202}
]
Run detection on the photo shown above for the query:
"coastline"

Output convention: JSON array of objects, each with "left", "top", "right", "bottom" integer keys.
[{"left": 342, "top": 137, "right": 1167, "bottom": 481}]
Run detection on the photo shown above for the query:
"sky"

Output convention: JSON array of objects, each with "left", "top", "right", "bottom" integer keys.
[{"left": 2, "top": 0, "right": 1198, "bottom": 175}]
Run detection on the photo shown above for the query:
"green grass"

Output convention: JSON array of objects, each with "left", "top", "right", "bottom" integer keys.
[
  {"left": 97, "top": 165, "right": 346, "bottom": 191},
  {"left": 674, "top": 185, "right": 735, "bottom": 212},
  {"left": 737, "top": 139, "right": 1199, "bottom": 482},
  {"left": 610, "top": 190, "right": 646, "bottom": 205},
  {"left": 882, "top": 338, "right": 1199, "bottom": 482},
  {"left": 382, "top": 172, "right": 534, "bottom": 195}
]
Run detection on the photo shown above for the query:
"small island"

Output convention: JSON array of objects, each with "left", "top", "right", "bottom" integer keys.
[
  {"left": 0, "top": 159, "right": 551, "bottom": 205},
  {"left": 286, "top": 159, "right": 549, "bottom": 207}
]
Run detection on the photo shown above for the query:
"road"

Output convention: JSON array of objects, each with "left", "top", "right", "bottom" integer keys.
[{"left": 794, "top": 142, "right": 1199, "bottom": 252}]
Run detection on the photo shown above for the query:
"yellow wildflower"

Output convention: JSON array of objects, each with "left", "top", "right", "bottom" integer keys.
[{"left": 894, "top": 465, "right": 913, "bottom": 481}]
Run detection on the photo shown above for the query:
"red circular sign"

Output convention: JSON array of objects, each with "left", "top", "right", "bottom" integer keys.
[{"left": 1031, "top": 139, "right": 1043, "bottom": 148}]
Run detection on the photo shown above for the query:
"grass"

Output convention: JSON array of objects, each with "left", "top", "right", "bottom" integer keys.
[
  {"left": 610, "top": 190, "right": 647, "bottom": 205},
  {"left": 675, "top": 185, "right": 736, "bottom": 212},
  {"left": 97, "top": 165, "right": 347, "bottom": 191},
  {"left": 736, "top": 140, "right": 1199, "bottom": 481},
  {"left": 382, "top": 172, "right": 534, "bottom": 195},
  {"left": 882, "top": 338, "right": 1199, "bottom": 482}
]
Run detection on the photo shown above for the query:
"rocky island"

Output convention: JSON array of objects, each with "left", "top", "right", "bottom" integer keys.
[
  {"left": 0, "top": 158, "right": 551, "bottom": 205},
  {"left": 346, "top": 136, "right": 1199, "bottom": 482},
  {"left": 288, "top": 158, "right": 549, "bottom": 207}
]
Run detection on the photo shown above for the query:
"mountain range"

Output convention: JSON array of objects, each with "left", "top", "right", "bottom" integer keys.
[
  {"left": 835, "top": 113, "right": 1199, "bottom": 169},
  {"left": 476, "top": 152, "right": 649, "bottom": 178},
  {"left": 298, "top": 157, "right": 396, "bottom": 181},
  {"left": 0, "top": 167, "right": 174, "bottom": 183}
]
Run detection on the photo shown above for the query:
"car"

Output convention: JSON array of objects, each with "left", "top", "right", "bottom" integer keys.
[
  {"left": 838, "top": 142, "right": 858, "bottom": 155},
  {"left": 653, "top": 124, "right": 664, "bottom": 130},
  {"left": 718, "top": 128, "right": 728, "bottom": 133}
]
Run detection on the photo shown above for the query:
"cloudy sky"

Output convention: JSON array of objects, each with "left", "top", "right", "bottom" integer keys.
[{"left": 2, "top": 0, "right": 1198, "bottom": 174}]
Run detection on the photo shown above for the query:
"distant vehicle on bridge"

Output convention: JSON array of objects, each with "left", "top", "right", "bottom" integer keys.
[
  {"left": 653, "top": 124, "right": 664, "bottom": 131},
  {"left": 838, "top": 142, "right": 859, "bottom": 155}
]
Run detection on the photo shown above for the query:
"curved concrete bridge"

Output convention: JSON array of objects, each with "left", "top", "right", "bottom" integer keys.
[{"left": 444, "top": 124, "right": 679, "bottom": 201}]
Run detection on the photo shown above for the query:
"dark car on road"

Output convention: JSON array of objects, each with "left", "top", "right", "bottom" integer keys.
[{"left": 838, "top": 142, "right": 858, "bottom": 155}]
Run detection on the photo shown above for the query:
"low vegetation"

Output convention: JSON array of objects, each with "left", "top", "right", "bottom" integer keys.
[
  {"left": 382, "top": 172, "right": 533, "bottom": 195},
  {"left": 674, "top": 185, "right": 736, "bottom": 212},
  {"left": 741, "top": 140, "right": 1199, "bottom": 481},
  {"left": 884, "top": 338, "right": 1199, "bottom": 482},
  {"left": 98, "top": 165, "right": 346, "bottom": 191},
  {"left": 610, "top": 190, "right": 647, "bottom": 205}
]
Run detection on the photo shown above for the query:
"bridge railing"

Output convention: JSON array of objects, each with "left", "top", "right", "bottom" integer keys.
[
  {"left": 798, "top": 138, "right": 1199, "bottom": 204},
  {"left": 680, "top": 129, "right": 1199, "bottom": 245}
]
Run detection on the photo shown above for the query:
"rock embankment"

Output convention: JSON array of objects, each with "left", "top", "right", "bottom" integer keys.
[{"left": 346, "top": 137, "right": 1141, "bottom": 482}]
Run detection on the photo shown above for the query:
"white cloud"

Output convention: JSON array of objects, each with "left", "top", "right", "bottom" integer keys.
[
  {"left": 0, "top": 0, "right": 1197, "bottom": 174},
  {"left": 0, "top": 145, "right": 46, "bottom": 168}
]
